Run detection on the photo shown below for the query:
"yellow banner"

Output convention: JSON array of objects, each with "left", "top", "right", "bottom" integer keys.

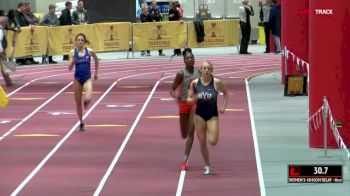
[
  {"left": 93, "top": 23, "right": 132, "bottom": 52},
  {"left": 48, "top": 25, "right": 94, "bottom": 55},
  {"left": 187, "top": 20, "right": 240, "bottom": 48},
  {"left": 6, "top": 26, "right": 48, "bottom": 58},
  {"left": 133, "top": 21, "right": 187, "bottom": 50}
]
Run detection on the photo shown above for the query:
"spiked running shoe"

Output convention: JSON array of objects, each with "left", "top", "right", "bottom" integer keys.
[{"left": 181, "top": 161, "right": 188, "bottom": 171}]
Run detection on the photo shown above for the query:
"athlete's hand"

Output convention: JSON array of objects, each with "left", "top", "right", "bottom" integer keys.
[
  {"left": 68, "top": 64, "right": 73, "bottom": 71},
  {"left": 94, "top": 74, "right": 98, "bottom": 80},
  {"left": 219, "top": 107, "right": 226, "bottom": 114}
]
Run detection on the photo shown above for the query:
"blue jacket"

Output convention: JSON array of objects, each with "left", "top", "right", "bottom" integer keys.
[{"left": 269, "top": 4, "right": 281, "bottom": 36}]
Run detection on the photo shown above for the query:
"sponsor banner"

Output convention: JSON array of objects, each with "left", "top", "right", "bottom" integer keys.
[
  {"left": 187, "top": 19, "right": 240, "bottom": 48},
  {"left": 48, "top": 25, "right": 94, "bottom": 55},
  {"left": 6, "top": 26, "right": 48, "bottom": 58},
  {"left": 93, "top": 22, "right": 132, "bottom": 52},
  {"left": 133, "top": 21, "right": 187, "bottom": 50}
]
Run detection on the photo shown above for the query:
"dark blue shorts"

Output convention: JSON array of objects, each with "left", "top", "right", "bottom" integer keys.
[
  {"left": 75, "top": 75, "right": 91, "bottom": 86},
  {"left": 195, "top": 105, "right": 218, "bottom": 121}
]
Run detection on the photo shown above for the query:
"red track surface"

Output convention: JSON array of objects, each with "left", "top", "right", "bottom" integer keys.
[{"left": 0, "top": 55, "right": 280, "bottom": 195}]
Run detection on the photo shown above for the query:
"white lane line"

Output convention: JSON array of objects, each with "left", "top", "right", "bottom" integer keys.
[
  {"left": 176, "top": 171, "right": 187, "bottom": 196},
  {"left": 10, "top": 81, "right": 118, "bottom": 196},
  {"left": 93, "top": 75, "right": 174, "bottom": 196},
  {"left": 0, "top": 82, "right": 72, "bottom": 141},
  {"left": 245, "top": 79, "right": 266, "bottom": 196}
]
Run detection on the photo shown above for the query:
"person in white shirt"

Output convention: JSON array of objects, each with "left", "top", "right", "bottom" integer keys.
[{"left": 239, "top": 0, "right": 254, "bottom": 54}]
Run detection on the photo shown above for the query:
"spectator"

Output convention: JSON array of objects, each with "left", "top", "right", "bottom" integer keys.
[
  {"left": 23, "top": 2, "right": 39, "bottom": 25},
  {"left": 59, "top": 1, "right": 73, "bottom": 61},
  {"left": 14, "top": 2, "right": 38, "bottom": 65},
  {"left": 176, "top": 1, "right": 184, "bottom": 20},
  {"left": 41, "top": 4, "right": 59, "bottom": 64},
  {"left": 259, "top": 0, "right": 271, "bottom": 53},
  {"left": 0, "top": 17, "right": 14, "bottom": 86},
  {"left": 140, "top": 4, "right": 152, "bottom": 56},
  {"left": 72, "top": 0, "right": 88, "bottom": 25},
  {"left": 269, "top": 0, "right": 281, "bottom": 54},
  {"left": 15, "top": 2, "right": 29, "bottom": 27},
  {"left": 239, "top": 0, "right": 254, "bottom": 54},
  {"left": 149, "top": 1, "right": 166, "bottom": 56},
  {"left": 169, "top": 2, "right": 182, "bottom": 56},
  {"left": 5, "top": 9, "right": 21, "bottom": 33}
]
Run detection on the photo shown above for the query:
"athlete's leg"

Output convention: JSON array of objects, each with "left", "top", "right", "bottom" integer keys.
[
  {"left": 83, "top": 79, "right": 93, "bottom": 108},
  {"left": 184, "top": 108, "right": 195, "bottom": 159},
  {"left": 73, "top": 79, "right": 83, "bottom": 123},
  {"left": 195, "top": 114, "right": 210, "bottom": 167},
  {"left": 179, "top": 113, "right": 189, "bottom": 139},
  {"left": 206, "top": 116, "right": 219, "bottom": 146}
]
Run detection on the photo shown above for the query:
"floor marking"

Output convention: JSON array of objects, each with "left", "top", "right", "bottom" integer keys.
[
  {"left": 0, "top": 82, "right": 72, "bottom": 142},
  {"left": 147, "top": 115, "right": 179, "bottom": 119},
  {"left": 106, "top": 104, "right": 136, "bottom": 108},
  {"left": 37, "top": 82, "right": 60, "bottom": 84},
  {"left": 65, "top": 91, "right": 101, "bottom": 94},
  {"left": 117, "top": 86, "right": 150, "bottom": 89},
  {"left": 10, "top": 98, "right": 45, "bottom": 101},
  {"left": 245, "top": 79, "right": 266, "bottom": 196},
  {"left": 225, "top": 108, "right": 245, "bottom": 112},
  {"left": 86, "top": 124, "right": 127, "bottom": 128},
  {"left": 229, "top": 76, "right": 246, "bottom": 79},
  {"left": 160, "top": 97, "right": 175, "bottom": 101},
  {"left": 14, "top": 134, "right": 59, "bottom": 137},
  {"left": 0, "top": 120, "right": 11, "bottom": 124},
  {"left": 48, "top": 111, "right": 75, "bottom": 116}
]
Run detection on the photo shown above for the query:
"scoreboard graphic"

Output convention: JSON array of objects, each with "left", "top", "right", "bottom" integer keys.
[{"left": 288, "top": 165, "right": 342, "bottom": 183}]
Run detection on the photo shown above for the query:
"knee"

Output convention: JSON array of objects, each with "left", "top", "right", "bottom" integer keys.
[
  {"left": 208, "top": 137, "right": 218, "bottom": 146},
  {"left": 180, "top": 128, "right": 188, "bottom": 139}
]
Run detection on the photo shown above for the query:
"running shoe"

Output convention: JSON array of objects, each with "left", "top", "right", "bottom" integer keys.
[
  {"left": 84, "top": 100, "right": 88, "bottom": 109},
  {"left": 203, "top": 165, "right": 211, "bottom": 175},
  {"left": 79, "top": 123, "right": 85, "bottom": 132},
  {"left": 181, "top": 161, "right": 188, "bottom": 171}
]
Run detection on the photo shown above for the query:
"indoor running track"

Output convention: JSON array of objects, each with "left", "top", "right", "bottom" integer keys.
[{"left": 0, "top": 54, "right": 279, "bottom": 196}]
